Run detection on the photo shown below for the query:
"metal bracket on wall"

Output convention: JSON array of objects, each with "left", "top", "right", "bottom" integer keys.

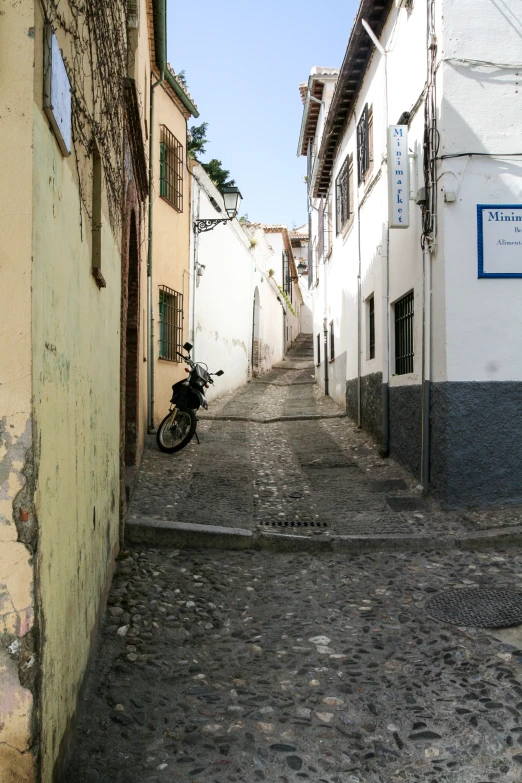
[{"left": 193, "top": 219, "right": 230, "bottom": 234}]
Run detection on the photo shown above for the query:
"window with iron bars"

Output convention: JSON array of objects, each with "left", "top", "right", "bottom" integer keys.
[
  {"left": 159, "top": 125, "right": 183, "bottom": 212},
  {"left": 324, "top": 195, "right": 333, "bottom": 257},
  {"left": 368, "top": 295, "right": 375, "bottom": 360},
  {"left": 283, "top": 251, "right": 290, "bottom": 295},
  {"left": 394, "top": 291, "right": 414, "bottom": 375},
  {"left": 336, "top": 154, "right": 353, "bottom": 233},
  {"left": 357, "top": 104, "right": 373, "bottom": 184},
  {"left": 158, "top": 286, "right": 184, "bottom": 361},
  {"left": 316, "top": 333, "right": 321, "bottom": 366},
  {"left": 329, "top": 321, "right": 335, "bottom": 361}
]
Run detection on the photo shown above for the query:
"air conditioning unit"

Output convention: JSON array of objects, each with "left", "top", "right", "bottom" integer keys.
[{"left": 396, "top": 0, "right": 413, "bottom": 8}]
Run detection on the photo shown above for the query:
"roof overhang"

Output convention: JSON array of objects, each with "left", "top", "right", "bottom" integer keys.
[
  {"left": 313, "top": 0, "right": 393, "bottom": 197},
  {"left": 297, "top": 69, "right": 339, "bottom": 157}
]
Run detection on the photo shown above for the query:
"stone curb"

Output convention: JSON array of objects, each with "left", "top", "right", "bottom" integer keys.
[
  {"left": 198, "top": 413, "right": 346, "bottom": 423},
  {"left": 126, "top": 517, "right": 253, "bottom": 549},
  {"left": 126, "top": 517, "right": 522, "bottom": 554}
]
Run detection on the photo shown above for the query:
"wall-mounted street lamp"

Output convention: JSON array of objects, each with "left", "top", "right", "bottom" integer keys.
[
  {"left": 194, "top": 186, "right": 243, "bottom": 233},
  {"left": 297, "top": 261, "right": 307, "bottom": 275}
]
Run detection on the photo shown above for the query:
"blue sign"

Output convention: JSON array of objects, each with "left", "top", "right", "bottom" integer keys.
[{"left": 478, "top": 204, "right": 522, "bottom": 278}]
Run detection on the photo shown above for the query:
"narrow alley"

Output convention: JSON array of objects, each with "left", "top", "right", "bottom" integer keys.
[{"left": 65, "top": 338, "right": 522, "bottom": 783}]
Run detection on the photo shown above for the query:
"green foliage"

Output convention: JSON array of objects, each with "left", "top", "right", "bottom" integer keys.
[
  {"left": 202, "top": 159, "right": 236, "bottom": 189},
  {"left": 176, "top": 69, "right": 188, "bottom": 88},
  {"left": 187, "top": 122, "right": 208, "bottom": 159},
  {"left": 187, "top": 123, "right": 237, "bottom": 189},
  {"left": 239, "top": 214, "right": 249, "bottom": 223},
  {"left": 278, "top": 286, "right": 296, "bottom": 316}
]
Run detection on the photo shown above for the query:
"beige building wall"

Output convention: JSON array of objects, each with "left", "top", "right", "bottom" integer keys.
[
  {"left": 0, "top": 2, "right": 37, "bottom": 781},
  {"left": 31, "top": 5, "right": 123, "bottom": 780},
  {"left": 151, "top": 84, "right": 191, "bottom": 426},
  {"left": 2, "top": 2, "right": 151, "bottom": 780}
]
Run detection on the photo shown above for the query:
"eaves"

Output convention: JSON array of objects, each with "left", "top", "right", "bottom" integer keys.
[{"left": 313, "top": 0, "right": 394, "bottom": 198}]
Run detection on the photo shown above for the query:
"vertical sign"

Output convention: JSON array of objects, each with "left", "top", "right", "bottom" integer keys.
[
  {"left": 43, "top": 26, "right": 72, "bottom": 156},
  {"left": 388, "top": 125, "right": 409, "bottom": 228}
]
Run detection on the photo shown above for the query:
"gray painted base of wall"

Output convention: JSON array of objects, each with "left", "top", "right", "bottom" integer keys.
[
  {"left": 345, "top": 378, "right": 522, "bottom": 508},
  {"left": 346, "top": 372, "right": 383, "bottom": 444},
  {"left": 430, "top": 381, "right": 522, "bottom": 508}
]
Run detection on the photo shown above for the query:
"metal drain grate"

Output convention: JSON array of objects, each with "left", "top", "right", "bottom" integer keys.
[
  {"left": 425, "top": 589, "right": 522, "bottom": 628},
  {"left": 260, "top": 520, "right": 327, "bottom": 528}
]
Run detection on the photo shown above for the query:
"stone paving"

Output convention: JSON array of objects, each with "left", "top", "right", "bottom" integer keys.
[
  {"left": 66, "top": 336, "right": 522, "bottom": 782},
  {"left": 68, "top": 547, "right": 522, "bottom": 783},
  {"left": 129, "top": 336, "right": 522, "bottom": 540}
]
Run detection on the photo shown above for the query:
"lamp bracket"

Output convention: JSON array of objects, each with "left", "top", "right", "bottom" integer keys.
[{"left": 194, "top": 218, "right": 230, "bottom": 234}]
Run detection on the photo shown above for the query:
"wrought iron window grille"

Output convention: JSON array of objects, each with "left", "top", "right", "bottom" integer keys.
[
  {"left": 159, "top": 125, "right": 183, "bottom": 212},
  {"left": 357, "top": 104, "right": 373, "bottom": 184},
  {"left": 369, "top": 296, "right": 375, "bottom": 359},
  {"left": 335, "top": 155, "right": 353, "bottom": 234},
  {"left": 394, "top": 291, "right": 414, "bottom": 375},
  {"left": 329, "top": 321, "right": 335, "bottom": 360},
  {"left": 158, "top": 285, "right": 184, "bottom": 362}
]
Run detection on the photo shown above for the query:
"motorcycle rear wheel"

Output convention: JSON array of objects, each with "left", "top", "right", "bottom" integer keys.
[{"left": 156, "top": 409, "right": 197, "bottom": 453}]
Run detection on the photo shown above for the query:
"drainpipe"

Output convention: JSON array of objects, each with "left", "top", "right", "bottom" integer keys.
[
  {"left": 381, "top": 225, "right": 390, "bottom": 456},
  {"left": 421, "top": 245, "right": 432, "bottom": 493},
  {"left": 362, "top": 17, "right": 389, "bottom": 449},
  {"left": 356, "top": 204, "right": 362, "bottom": 428}
]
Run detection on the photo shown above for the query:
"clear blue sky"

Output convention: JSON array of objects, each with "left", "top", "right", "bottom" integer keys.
[{"left": 167, "top": 0, "right": 358, "bottom": 228}]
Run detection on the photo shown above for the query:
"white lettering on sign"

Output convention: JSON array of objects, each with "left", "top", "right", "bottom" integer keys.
[
  {"left": 478, "top": 204, "right": 522, "bottom": 278},
  {"left": 43, "top": 26, "right": 72, "bottom": 157},
  {"left": 387, "top": 125, "right": 409, "bottom": 229}
]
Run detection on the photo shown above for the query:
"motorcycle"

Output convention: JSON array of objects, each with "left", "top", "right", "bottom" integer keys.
[{"left": 156, "top": 342, "right": 224, "bottom": 454}]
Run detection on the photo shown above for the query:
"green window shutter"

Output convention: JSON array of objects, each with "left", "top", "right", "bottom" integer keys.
[
  {"left": 159, "top": 291, "right": 166, "bottom": 357},
  {"left": 160, "top": 142, "right": 167, "bottom": 198}
]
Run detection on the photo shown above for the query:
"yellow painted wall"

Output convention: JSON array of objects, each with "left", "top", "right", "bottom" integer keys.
[
  {"left": 152, "top": 85, "right": 191, "bottom": 425},
  {"left": 0, "top": 1, "right": 37, "bottom": 781},
  {"left": 130, "top": 0, "right": 152, "bottom": 449},
  {"left": 31, "top": 8, "right": 121, "bottom": 781}
]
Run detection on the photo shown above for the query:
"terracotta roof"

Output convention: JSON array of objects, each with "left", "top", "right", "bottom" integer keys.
[
  {"left": 314, "top": 0, "right": 394, "bottom": 197},
  {"left": 166, "top": 62, "right": 199, "bottom": 115}
]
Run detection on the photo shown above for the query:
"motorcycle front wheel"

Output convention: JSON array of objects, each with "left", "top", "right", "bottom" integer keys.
[{"left": 156, "top": 408, "right": 197, "bottom": 453}]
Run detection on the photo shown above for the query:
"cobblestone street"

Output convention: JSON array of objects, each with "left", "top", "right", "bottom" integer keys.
[{"left": 67, "top": 339, "right": 522, "bottom": 783}]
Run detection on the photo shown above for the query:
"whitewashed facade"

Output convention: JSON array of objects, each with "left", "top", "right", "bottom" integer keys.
[
  {"left": 300, "top": 0, "right": 522, "bottom": 507},
  {"left": 189, "top": 165, "right": 303, "bottom": 401}
]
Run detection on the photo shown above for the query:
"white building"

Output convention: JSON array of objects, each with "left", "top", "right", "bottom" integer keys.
[
  {"left": 299, "top": 0, "right": 522, "bottom": 507},
  {"left": 189, "top": 165, "right": 304, "bottom": 398}
]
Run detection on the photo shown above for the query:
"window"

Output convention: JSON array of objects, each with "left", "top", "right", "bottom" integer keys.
[
  {"left": 368, "top": 296, "right": 375, "bottom": 359},
  {"left": 316, "top": 333, "right": 321, "bottom": 366},
  {"left": 91, "top": 145, "right": 106, "bottom": 288},
  {"left": 282, "top": 252, "right": 289, "bottom": 294},
  {"left": 159, "top": 125, "right": 183, "bottom": 211},
  {"left": 394, "top": 291, "right": 414, "bottom": 375},
  {"left": 336, "top": 154, "right": 353, "bottom": 234},
  {"left": 329, "top": 321, "right": 335, "bottom": 361},
  {"left": 357, "top": 104, "right": 373, "bottom": 184},
  {"left": 324, "top": 195, "right": 333, "bottom": 256},
  {"left": 158, "top": 286, "right": 183, "bottom": 361}
]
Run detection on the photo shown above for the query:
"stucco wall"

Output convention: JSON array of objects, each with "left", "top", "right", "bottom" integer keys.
[
  {"left": 152, "top": 85, "right": 191, "bottom": 426},
  {"left": 0, "top": 2, "right": 37, "bottom": 781},
  {"left": 31, "top": 10, "right": 122, "bottom": 781}
]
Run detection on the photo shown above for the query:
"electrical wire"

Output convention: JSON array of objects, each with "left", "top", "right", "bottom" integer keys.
[{"left": 439, "top": 152, "right": 522, "bottom": 160}]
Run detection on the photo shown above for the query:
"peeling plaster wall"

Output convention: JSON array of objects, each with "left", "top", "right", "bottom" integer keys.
[
  {"left": 0, "top": 1, "right": 37, "bottom": 781},
  {"left": 31, "top": 9, "right": 121, "bottom": 782}
]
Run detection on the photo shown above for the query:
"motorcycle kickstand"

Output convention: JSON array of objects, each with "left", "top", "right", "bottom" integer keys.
[{"left": 194, "top": 430, "right": 200, "bottom": 445}]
